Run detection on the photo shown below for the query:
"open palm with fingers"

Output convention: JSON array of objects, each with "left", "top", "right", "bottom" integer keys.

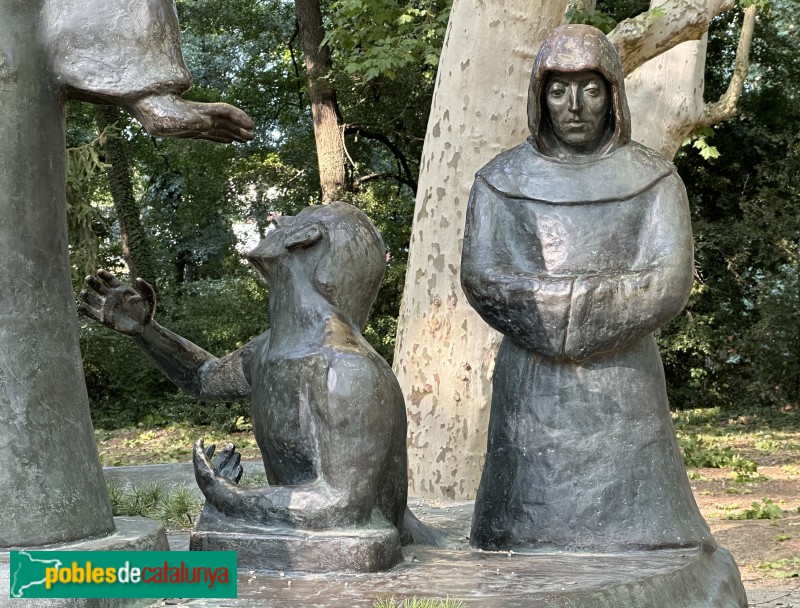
[
  {"left": 79, "top": 269, "right": 156, "bottom": 337},
  {"left": 129, "top": 94, "right": 256, "bottom": 144}
]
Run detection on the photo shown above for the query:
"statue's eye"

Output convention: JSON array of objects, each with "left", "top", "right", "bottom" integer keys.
[
  {"left": 549, "top": 84, "right": 566, "bottom": 98},
  {"left": 584, "top": 84, "right": 602, "bottom": 97}
]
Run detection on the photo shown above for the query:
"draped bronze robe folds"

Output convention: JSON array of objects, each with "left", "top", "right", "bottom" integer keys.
[
  {"left": 462, "top": 25, "right": 714, "bottom": 552},
  {"left": 0, "top": 0, "right": 191, "bottom": 547},
  {"left": 463, "top": 140, "right": 714, "bottom": 550}
]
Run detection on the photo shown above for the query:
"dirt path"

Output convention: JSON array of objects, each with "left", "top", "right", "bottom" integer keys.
[{"left": 691, "top": 466, "right": 800, "bottom": 589}]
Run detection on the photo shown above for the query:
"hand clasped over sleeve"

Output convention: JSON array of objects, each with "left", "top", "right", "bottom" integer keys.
[
  {"left": 461, "top": 177, "right": 575, "bottom": 358},
  {"left": 462, "top": 171, "right": 693, "bottom": 363},
  {"left": 564, "top": 173, "right": 694, "bottom": 361}
]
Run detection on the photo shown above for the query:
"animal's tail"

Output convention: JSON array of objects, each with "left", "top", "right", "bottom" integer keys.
[{"left": 401, "top": 507, "right": 445, "bottom": 546}]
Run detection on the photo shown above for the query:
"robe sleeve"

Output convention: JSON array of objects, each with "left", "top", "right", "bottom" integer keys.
[
  {"left": 563, "top": 172, "right": 694, "bottom": 360},
  {"left": 43, "top": 0, "right": 192, "bottom": 103},
  {"left": 461, "top": 177, "right": 575, "bottom": 358}
]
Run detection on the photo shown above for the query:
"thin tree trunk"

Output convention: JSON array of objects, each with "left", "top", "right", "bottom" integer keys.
[
  {"left": 95, "top": 105, "right": 157, "bottom": 284},
  {"left": 294, "top": 0, "right": 349, "bottom": 202}
]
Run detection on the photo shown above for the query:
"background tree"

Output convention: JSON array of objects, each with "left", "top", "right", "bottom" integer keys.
[
  {"left": 662, "top": 0, "right": 800, "bottom": 413},
  {"left": 94, "top": 105, "right": 158, "bottom": 285},
  {"left": 296, "top": 0, "right": 349, "bottom": 201},
  {"left": 69, "top": 0, "right": 447, "bottom": 427}
]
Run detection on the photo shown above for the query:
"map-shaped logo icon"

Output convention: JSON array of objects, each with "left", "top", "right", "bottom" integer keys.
[{"left": 10, "top": 551, "right": 62, "bottom": 598}]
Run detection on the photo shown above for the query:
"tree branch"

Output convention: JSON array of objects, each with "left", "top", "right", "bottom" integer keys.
[
  {"left": 287, "top": 21, "right": 304, "bottom": 111},
  {"left": 344, "top": 124, "right": 418, "bottom": 194},
  {"left": 609, "top": 0, "right": 735, "bottom": 75},
  {"left": 353, "top": 172, "right": 417, "bottom": 192},
  {"left": 699, "top": 4, "right": 758, "bottom": 127}
]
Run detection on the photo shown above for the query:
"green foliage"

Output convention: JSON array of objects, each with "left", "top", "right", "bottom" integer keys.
[
  {"left": 66, "top": 0, "right": 798, "bottom": 435},
  {"left": 324, "top": 0, "right": 450, "bottom": 80},
  {"left": 725, "top": 498, "right": 784, "bottom": 519},
  {"left": 660, "top": 0, "right": 800, "bottom": 414},
  {"left": 740, "top": 0, "right": 772, "bottom": 13},
  {"left": 566, "top": 4, "right": 618, "bottom": 33},
  {"left": 593, "top": 0, "right": 650, "bottom": 22},
  {"left": 678, "top": 435, "right": 758, "bottom": 478},
  {"left": 682, "top": 127, "right": 721, "bottom": 161},
  {"left": 374, "top": 598, "right": 465, "bottom": 608},
  {"left": 65, "top": 105, "right": 115, "bottom": 285},
  {"left": 83, "top": 275, "right": 265, "bottom": 430},
  {"left": 759, "top": 557, "right": 800, "bottom": 578}
]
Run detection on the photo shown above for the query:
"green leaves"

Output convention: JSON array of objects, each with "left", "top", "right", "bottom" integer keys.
[
  {"left": 682, "top": 127, "right": 721, "bottom": 161},
  {"left": 324, "top": 0, "right": 450, "bottom": 81},
  {"left": 566, "top": 4, "right": 618, "bottom": 33},
  {"left": 725, "top": 498, "right": 784, "bottom": 520},
  {"left": 759, "top": 557, "right": 800, "bottom": 578}
]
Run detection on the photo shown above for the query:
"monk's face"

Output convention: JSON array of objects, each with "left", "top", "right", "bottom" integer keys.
[{"left": 545, "top": 70, "right": 609, "bottom": 153}]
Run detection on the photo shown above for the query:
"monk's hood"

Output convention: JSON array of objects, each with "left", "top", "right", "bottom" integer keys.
[
  {"left": 529, "top": 24, "right": 631, "bottom": 157},
  {"left": 477, "top": 139, "right": 675, "bottom": 204}
]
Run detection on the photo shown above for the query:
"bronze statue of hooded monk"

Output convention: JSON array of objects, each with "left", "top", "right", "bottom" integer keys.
[{"left": 462, "top": 25, "right": 716, "bottom": 552}]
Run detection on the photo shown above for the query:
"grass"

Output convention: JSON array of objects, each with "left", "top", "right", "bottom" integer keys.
[
  {"left": 672, "top": 405, "right": 800, "bottom": 480},
  {"left": 94, "top": 404, "right": 800, "bottom": 471},
  {"left": 374, "top": 598, "right": 465, "bottom": 608},
  {"left": 240, "top": 470, "right": 268, "bottom": 488},
  {"left": 758, "top": 557, "right": 800, "bottom": 578},
  {"left": 672, "top": 405, "right": 800, "bottom": 455},
  {"left": 107, "top": 481, "right": 202, "bottom": 528},
  {"left": 95, "top": 423, "right": 261, "bottom": 466}
]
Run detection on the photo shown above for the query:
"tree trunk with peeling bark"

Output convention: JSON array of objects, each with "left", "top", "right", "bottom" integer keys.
[
  {"left": 617, "top": 0, "right": 757, "bottom": 158},
  {"left": 295, "top": 0, "right": 349, "bottom": 202},
  {"left": 392, "top": 0, "right": 570, "bottom": 500},
  {"left": 395, "top": 0, "right": 757, "bottom": 499}
]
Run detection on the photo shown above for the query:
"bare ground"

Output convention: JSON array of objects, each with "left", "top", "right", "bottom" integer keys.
[{"left": 692, "top": 467, "right": 800, "bottom": 590}]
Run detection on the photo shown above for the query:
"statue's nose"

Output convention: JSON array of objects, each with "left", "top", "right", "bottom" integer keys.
[
  {"left": 268, "top": 214, "right": 297, "bottom": 230},
  {"left": 568, "top": 85, "right": 581, "bottom": 112}
]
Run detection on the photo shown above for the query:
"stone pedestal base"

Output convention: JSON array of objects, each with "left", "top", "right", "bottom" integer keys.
[
  {"left": 208, "top": 544, "right": 746, "bottom": 607},
  {"left": 0, "top": 516, "right": 168, "bottom": 608},
  {"left": 190, "top": 526, "right": 403, "bottom": 573}
]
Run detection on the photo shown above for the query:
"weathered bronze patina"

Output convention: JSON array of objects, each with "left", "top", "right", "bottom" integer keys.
[
  {"left": 0, "top": 0, "right": 253, "bottom": 550},
  {"left": 81, "top": 202, "right": 413, "bottom": 571},
  {"left": 461, "top": 24, "right": 746, "bottom": 605}
]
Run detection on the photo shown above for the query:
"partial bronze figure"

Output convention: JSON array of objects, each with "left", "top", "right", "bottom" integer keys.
[
  {"left": 81, "top": 202, "right": 413, "bottom": 570},
  {"left": 0, "top": 0, "right": 252, "bottom": 550}
]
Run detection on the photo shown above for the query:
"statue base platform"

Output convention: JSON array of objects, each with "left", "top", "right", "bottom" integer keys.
[
  {"left": 192, "top": 543, "right": 745, "bottom": 607},
  {"left": 0, "top": 516, "right": 169, "bottom": 608},
  {"left": 190, "top": 525, "right": 403, "bottom": 573},
  {"left": 177, "top": 498, "right": 746, "bottom": 607}
]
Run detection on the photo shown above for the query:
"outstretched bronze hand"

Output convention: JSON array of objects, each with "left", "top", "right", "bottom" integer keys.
[
  {"left": 128, "top": 94, "right": 255, "bottom": 144},
  {"left": 79, "top": 269, "right": 156, "bottom": 337}
]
